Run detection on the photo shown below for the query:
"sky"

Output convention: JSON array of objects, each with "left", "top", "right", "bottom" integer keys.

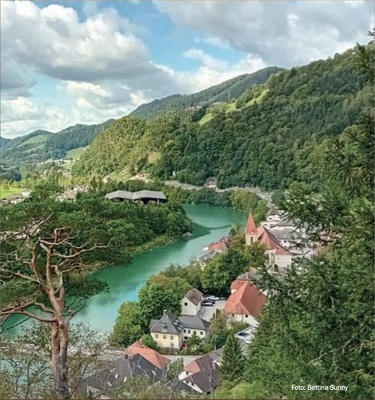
[{"left": 1, "top": 0, "right": 373, "bottom": 138}]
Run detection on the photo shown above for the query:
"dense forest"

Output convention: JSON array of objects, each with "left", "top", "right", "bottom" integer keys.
[
  {"left": 0, "top": 183, "right": 192, "bottom": 311},
  {"left": 130, "top": 67, "right": 281, "bottom": 119},
  {"left": 1, "top": 120, "right": 113, "bottom": 165},
  {"left": 74, "top": 46, "right": 372, "bottom": 191},
  {"left": 219, "top": 37, "right": 374, "bottom": 398}
]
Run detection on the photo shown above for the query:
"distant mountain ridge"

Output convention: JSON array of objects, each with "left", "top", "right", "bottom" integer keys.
[
  {"left": 2, "top": 121, "right": 114, "bottom": 165},
  {"left": 130, "top": 67, "right": 282, "bottom": 119}
]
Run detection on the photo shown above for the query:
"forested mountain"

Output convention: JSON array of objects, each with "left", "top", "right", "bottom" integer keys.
[
  {"left": 130, "top": 67, "right": 281, "bottom": 119},
  {"left": 0, "top": 136, "right": 10, "bottom": 146},
  {"left": 74, "top": 46, "right": 372, "bottom": 191},
  {"left": 2, "top": 120, "right": 114, "bottom": 165}
]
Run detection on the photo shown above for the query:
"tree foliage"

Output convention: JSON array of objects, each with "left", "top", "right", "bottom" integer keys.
[
  {"left": 221, "top": 333, "right": 245, "bottom": 382},
  {"left": 74, "top": 46, "right": 372, "bottom": 191}
]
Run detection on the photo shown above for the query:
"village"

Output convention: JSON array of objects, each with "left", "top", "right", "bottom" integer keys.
[{"left": 81, "top": 208, "right": 316, "bottom": 398}]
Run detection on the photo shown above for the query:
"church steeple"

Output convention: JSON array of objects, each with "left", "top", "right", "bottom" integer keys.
[{"left": 245, "top": 213, "right": 258, "bottom": 245}]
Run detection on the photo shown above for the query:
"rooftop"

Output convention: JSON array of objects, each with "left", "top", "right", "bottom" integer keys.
[
  {"left": 225, "top": 280, "right": 267, "bottom": 319},
  {"left": 105, "top": 190, "right": 166, "bottom": 201},
  {"left": 125, "top": 341, "right": 170, "bottom": 370},
  {"left": 179, "top": 315, "right": 210, "bottom": 331},
  {"left": 184, "top": 288, "right": 203, "bottom": 306},
  {"left": 149, "top": 311, "right": 183, "bottom": 335}
]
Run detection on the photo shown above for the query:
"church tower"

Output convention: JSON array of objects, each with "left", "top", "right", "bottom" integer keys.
[{"left": 245, "top": 213, "right": 258, "bottom": 246}]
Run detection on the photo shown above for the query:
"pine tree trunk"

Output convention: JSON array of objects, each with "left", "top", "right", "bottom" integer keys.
[
  {"left": 49, "top": 287, "right": 70, "bottom": 400},
  {"left": 50, "top": 320, "right": 70, "bottom": 400}
]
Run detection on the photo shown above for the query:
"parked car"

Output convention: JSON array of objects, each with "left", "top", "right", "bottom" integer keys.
[
  {"left": 205, "top": 295, "right": 219, "bottom": 301},
  {"left": 202, "top": 300, "right": 214, "bottom": 307}
]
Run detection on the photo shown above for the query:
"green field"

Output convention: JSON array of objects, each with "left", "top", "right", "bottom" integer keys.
[
  {"left": 226, "top": 102, "right": 237, "bottom": 113},
  {"left": 21, "top": 134, "right": 48, "bottom": 146},
  {"left": 198, "top": 112, "right": 214, "bottom": 125},
  {"left": 66, "top": 146, "right": 88, "bottom": 160},
  {"left": 245, "top": 88, "right": 269, "bottom": 107},
  {"left": 0, "top": 186, "right": 27, "bottom": 199}
]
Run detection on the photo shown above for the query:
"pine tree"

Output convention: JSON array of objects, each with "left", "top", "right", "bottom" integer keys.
[{"left": 221, "top": 332, "right": 245, "bottom": 381}]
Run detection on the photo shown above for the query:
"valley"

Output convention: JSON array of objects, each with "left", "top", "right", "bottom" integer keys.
[{"left": 0, "top": 34, "right": 373, "bottom": 400}]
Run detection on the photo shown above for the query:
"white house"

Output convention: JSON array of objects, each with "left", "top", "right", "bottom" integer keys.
[
  {"left": 181, "top": 288, "right": 203, "bottom": 316},
  {"left": 224, "top": 280, "right": 267, "bottom": 327},
  {"left": 179, "top": 315, "right": 210, "bottom": 340}
]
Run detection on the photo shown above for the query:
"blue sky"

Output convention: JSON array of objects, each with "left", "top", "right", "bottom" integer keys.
[{"left": 1, "top": 0, "right": 373, "bottom": 138}]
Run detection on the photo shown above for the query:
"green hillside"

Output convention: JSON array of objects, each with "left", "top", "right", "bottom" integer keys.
[
  {"left": 2, "top": 121, "right": 113, "bottom": 165},
  {"left": 130, "top": 67, "right": 282, "bottom": 119},
  {"left": 66, "top": 146, "right": 89, "bottom": 160},
  {"left": 74, "top": 46, "right": 372, "bottom": 191}
]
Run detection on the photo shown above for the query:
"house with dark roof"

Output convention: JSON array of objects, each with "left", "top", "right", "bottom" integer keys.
[
  {"left": 179, "top": 315, "right": 210, "bottom": 340},
  {"left": 149, "top": 311, "right": 184, "bottom": 349},
  {"left": 178, "top": 352, "right": 221, "bottom": 394},
  {"left": 225, "top": 280, "right": 267, "bottom": 326},
  {"left": 181, "top": 288, "right": 203, "bottom": 315},
  {"left": 105, "top": 190, "right": 167, "bottom": 204},
  {"left": 245, "top": 213, "right": 292, "bottom": 272},
  {"left": 80, "top": 341, "right": 171, "bottom": 398}
]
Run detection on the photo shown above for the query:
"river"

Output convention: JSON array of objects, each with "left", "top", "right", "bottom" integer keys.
[{"left": 2, "top": 204, "right": 246, "bottom": 336}]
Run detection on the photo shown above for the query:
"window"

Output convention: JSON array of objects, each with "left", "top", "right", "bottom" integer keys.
[
  {"left": 232, "top": 314, "right": 234, "bottom": 317},
  {"left": 184, "top": 336, "right": 188, "bottom": 340},
  {"left": 163, "top": 335, "right": 166, "bottom": 339},
  {"left": 155, "top": 334, "right": 159, "bottom": 338},
  {"left": 245, "top": 315, "right": 248, "bottom": 318},
  {"left": 170, "top": 335, "right": 174, "bottom": 340},
  {"left": 188, "top": 330, "right": 191, "bottom": 333},
  {"left": 171, "top": 342, "right": 174, "bottom": 348},
  {"left": 200, "top": 331, "right": 204, "bottom": 335},
  {"left": 184, "top": 302, "right": 188, "bottom": 306},
  {"left": 184, "top": 329, "right": 186, "bottom": 333}
]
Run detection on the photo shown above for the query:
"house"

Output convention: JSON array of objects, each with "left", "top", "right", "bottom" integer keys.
[
  {"left": 80, "top": 341, "right": 170, "bottom": 398},
  {"left": 105, "top": 190, "right": 167, "bottom": 204},
  {"left": 149, "top": 311, "right": 184, "bottom": 349},
  {"left": 196, "top": 237, "right": 229, "bottom": 267},
  {"left": 245, "top": 213, "right": 292, "bottom": 272},
  {"left": 179, "top": 315, "right": 210, "bottom": 340},
  {"left": 208, "top": 241, "right": 228, "bottom": 253},
  {"left": 178, "top": 352, "right": 221, "bottom": 394},
  {"left": 4, "top": 194, "right": 24, "bottom": 205},
  {"left": 225, "top": 280, "right": 267, "bottom": 326},
  {"left": 181, "top": 288, "right": 203, "bottom": 315},
  {"left": 260, "top": 208, "right": 282, "bottom": 229},
  {"left": 124, "top": 341, "right": 170, "bottom": 376},
  {"left": 196, "top": 250, "right": 220, "bottom": 266},
  {"left": 204, "top": 177, "right": 217, "bottom": 189}
]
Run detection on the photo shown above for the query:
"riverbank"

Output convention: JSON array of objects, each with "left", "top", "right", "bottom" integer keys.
[{"left": 2, "top": 205, "right": 246, "bottom": 336}]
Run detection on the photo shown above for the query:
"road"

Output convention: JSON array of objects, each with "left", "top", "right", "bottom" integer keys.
[
  {"left": 0, "top": 341, "right": 199, "bottom": 366},
  {"left": 164, "top": 180, "right": 274, "bottom": 207}
]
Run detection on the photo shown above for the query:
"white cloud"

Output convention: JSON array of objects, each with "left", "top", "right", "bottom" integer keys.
[
  {"left": 180, "top": 50, "right": 266, "bottom": 93},
  {"left": 0, "top": 2, "right": 179, "bottom": 90},
  {"left": 155, "top": 1, "right": 373, "bottom": 66},
  {"left": 1, "top": 97, "right": 70, "bottom": 138},
  {"left": 1, "top": 1, "right": 372, "bottom": 138}
]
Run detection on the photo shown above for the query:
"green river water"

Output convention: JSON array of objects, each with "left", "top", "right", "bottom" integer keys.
[{"left": 3, "top": 204, "right": 246, "bottom": 336}]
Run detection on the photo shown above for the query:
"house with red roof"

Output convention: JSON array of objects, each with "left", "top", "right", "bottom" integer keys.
[
  {"left": 224, "top": 280, "right": 267, "bottom": 326},
  {"left": 178, "top": 351, "right": 221, "bottom": 394},
  {"left": 245, "top": 213, "right": 292, "bottom": 272}
]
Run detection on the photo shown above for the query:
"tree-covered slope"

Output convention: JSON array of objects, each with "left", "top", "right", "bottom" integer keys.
[
  {"left": 74, "top": 47, "right": 372, "bottom": 190},
  {"left": 2, "top": 120, "right": 114, "bottom": 165},
  {"left": 130, "top": 67, "right": 282, "bottom": 119}
]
